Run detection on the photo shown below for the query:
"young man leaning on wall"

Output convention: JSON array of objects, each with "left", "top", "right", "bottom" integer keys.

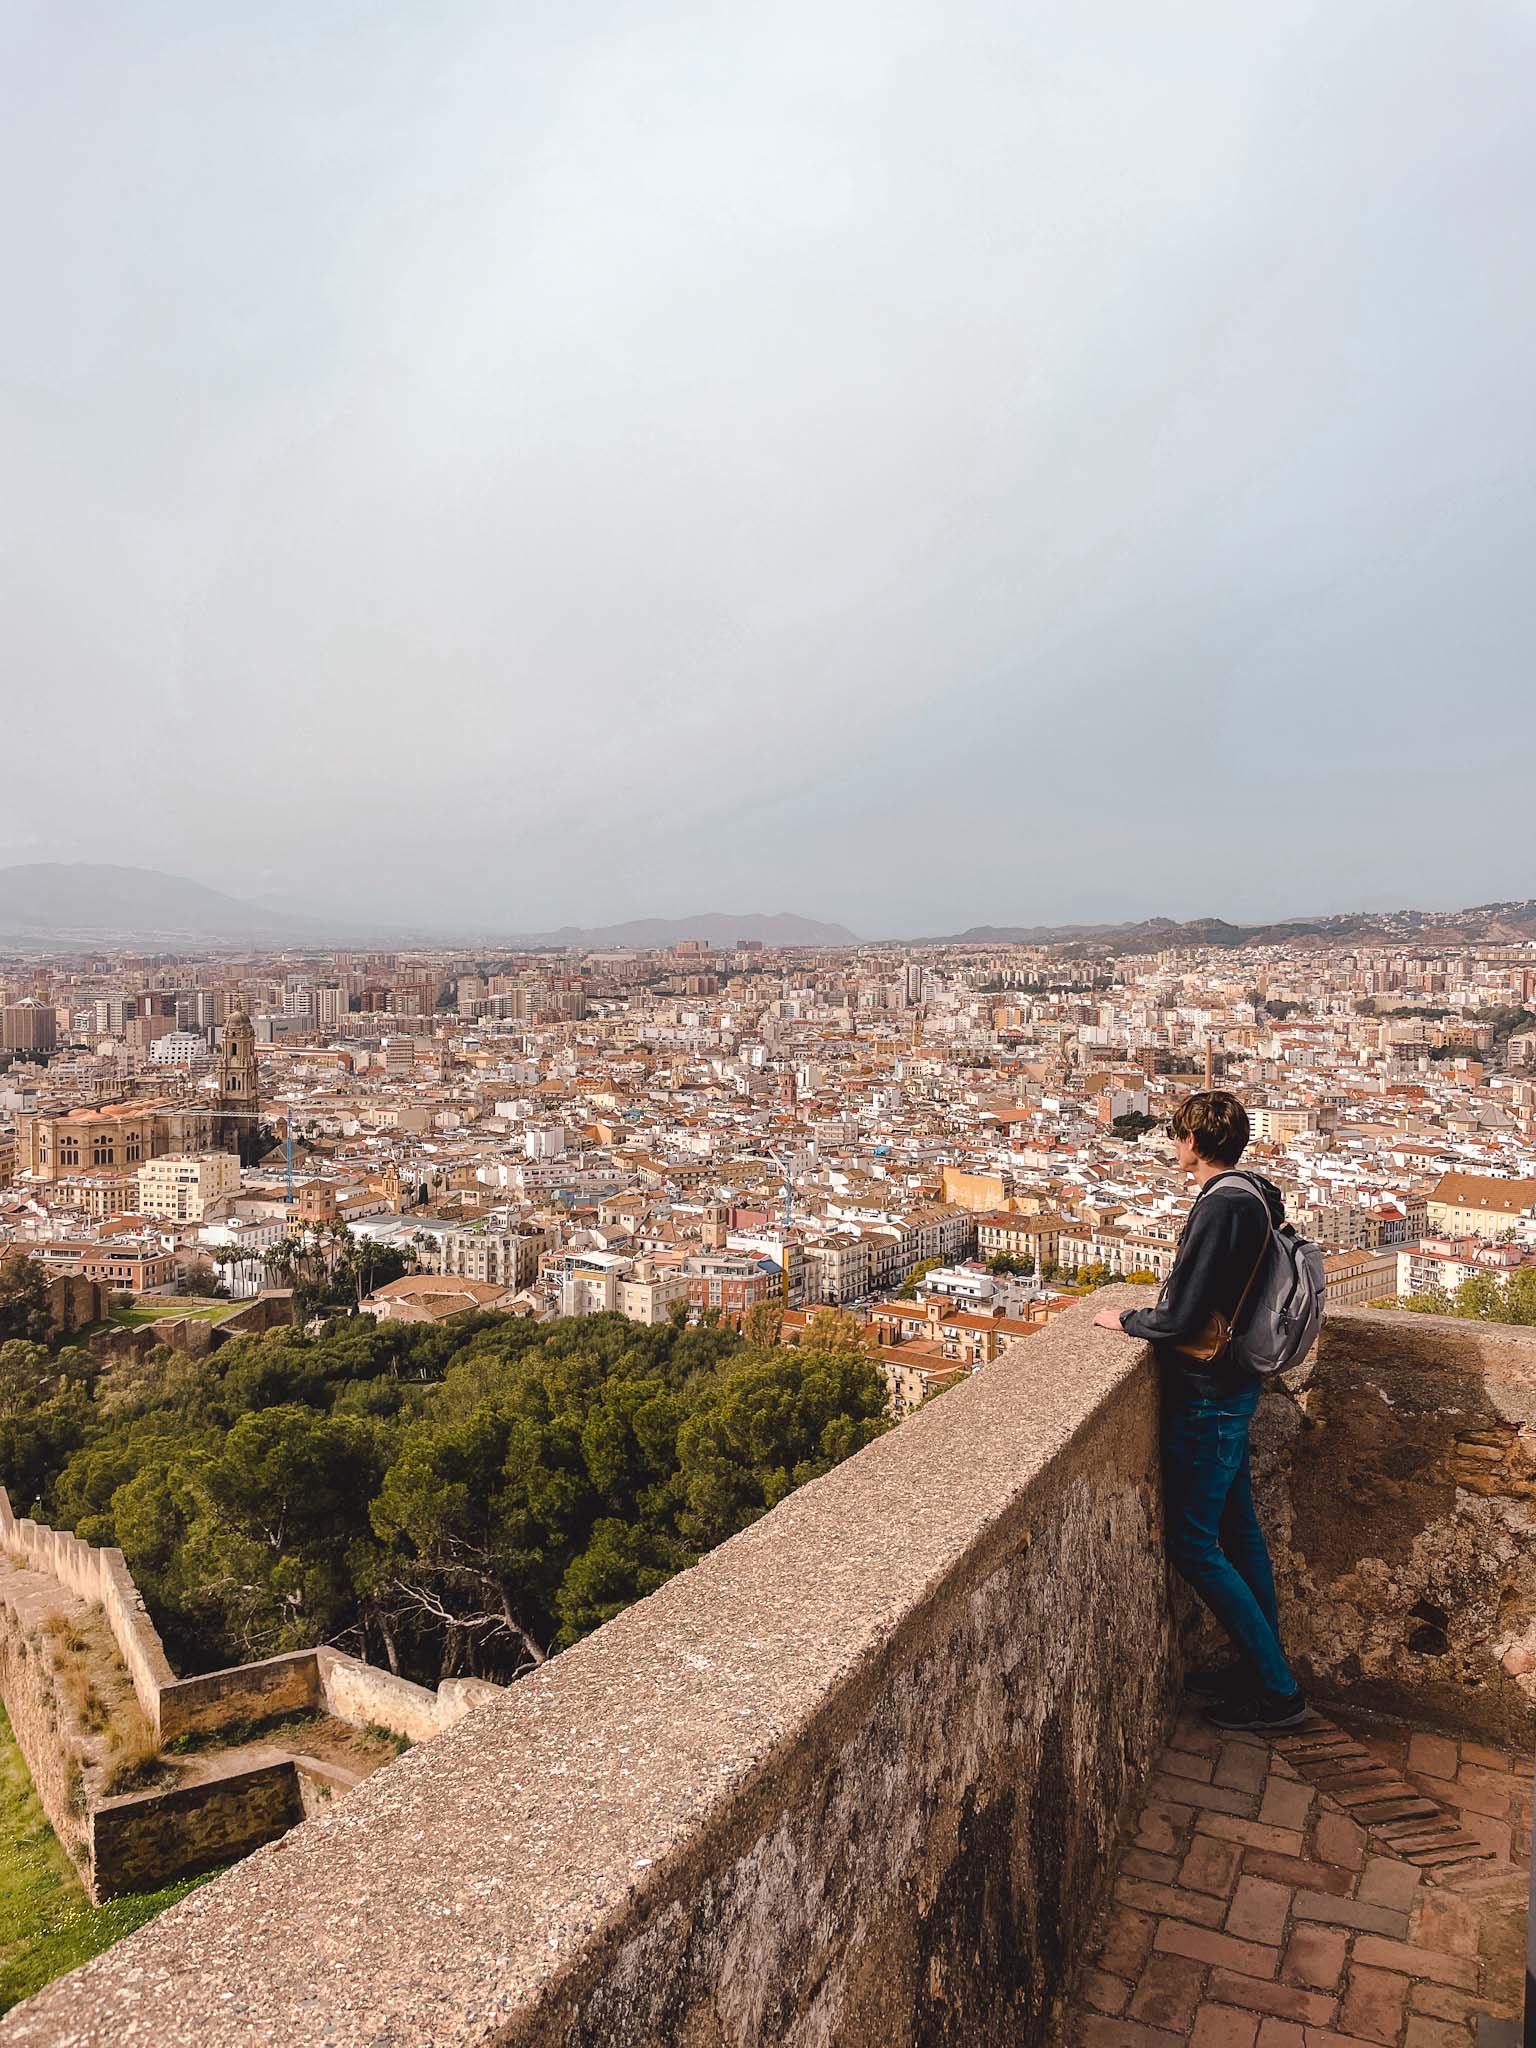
[{"left": 1094, "top": 1090, "right": 1308, "bottom": 1732}]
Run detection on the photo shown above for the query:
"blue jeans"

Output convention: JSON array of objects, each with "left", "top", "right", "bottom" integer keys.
[{"left": 1161, "top": 1379, "right": 1297, "bottom": 1697}]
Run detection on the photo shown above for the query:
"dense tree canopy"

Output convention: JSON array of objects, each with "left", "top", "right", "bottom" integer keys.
[
  {"left": 0, "top": 1256, "right": 52, "bottom": 1346},
  {"left": 1402, "top": 1268, "right": 1536, "bottom": 1326},
  {"left": 0, "top": 1272, "right": 890, "bottom": 1689}
]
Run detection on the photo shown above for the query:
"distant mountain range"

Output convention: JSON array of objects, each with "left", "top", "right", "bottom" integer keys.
[
  {"left": 0, "top": 866, "right": 857, "bottom": 951},
  {"left": 1, "top": 862, "right": 1531, "bottom": 954},
  {"left": 0, "top": 865, "right": 333, "bottom": 946},
  {"left": 937, "top": 902, "right": 1536, "bottom": 952},
  {"left": 512, "top": 912, "right": 859, "bottom": 949}
]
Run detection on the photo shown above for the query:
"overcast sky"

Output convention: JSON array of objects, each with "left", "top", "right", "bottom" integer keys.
[{"left": 2, "top": 0, "right": 1533, "bottom": 939}]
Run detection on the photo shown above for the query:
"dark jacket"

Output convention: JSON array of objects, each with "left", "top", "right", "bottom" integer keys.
[{"left": 1119, "top": 1169, "right": 1285, "bottom": 1398}]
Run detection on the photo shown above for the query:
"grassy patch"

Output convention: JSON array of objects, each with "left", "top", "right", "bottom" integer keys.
[
  {"left": 107, "top": 1302, "right": 236, "bottom": 1327},
  {"left": 99, "top": 1755, "right": 177, "bottom": 1799},
  {"left": 362, "top": 1723, "right": 413, "bottom": 1756},
  {"left": 0, "top": 1706, "right": 218, "bottom": 2016}
]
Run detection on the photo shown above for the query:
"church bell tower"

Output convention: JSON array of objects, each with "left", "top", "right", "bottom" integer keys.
[{"left": 216, "top": 997, "right": 259, "bottom": 1151}]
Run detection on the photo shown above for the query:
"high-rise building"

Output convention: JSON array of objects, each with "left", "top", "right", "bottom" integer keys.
[{"left": 1, "top": 1000, "right": 57, "bottom": 1055}]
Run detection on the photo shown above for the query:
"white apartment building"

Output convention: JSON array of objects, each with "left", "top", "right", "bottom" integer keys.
[
  {"left": 804, "top": 1234, "right": 873, "bottom": 1305},
  {"left": 137, "top": 1151, "right": 241, "bottom": 1224},
  {"left": 197, "top": 1216, "right": 288, "bottom": 1295},
  {"left": 554, "top": 1249, "right": 630, "bottom": 1316},
  {"left": 148, "top": 1031, "right": 212, "bottom": 1066},
  {"left": 616, "top": 1259, "right": 691, "bottom": 1325},
  {"left": 437, "top": 1226, "right": 553, "bottom": 1292},
  {"left": 1397, "top": 1237, "right": 1535, "bottom": 1300}
]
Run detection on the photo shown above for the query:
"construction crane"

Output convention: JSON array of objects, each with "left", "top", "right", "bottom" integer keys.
[{"left": 191, "top": 1100, "right": 302, "bottom": 1205}]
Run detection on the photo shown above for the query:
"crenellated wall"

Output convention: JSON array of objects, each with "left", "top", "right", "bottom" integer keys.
[{"left": 0, "top": 1489, "right": 175, "bottom": 1733}]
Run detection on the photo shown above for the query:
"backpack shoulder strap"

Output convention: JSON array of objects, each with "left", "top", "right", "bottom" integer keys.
[{"left": 1203, "top": 1173, "right": 1274, "bottom": 1337}]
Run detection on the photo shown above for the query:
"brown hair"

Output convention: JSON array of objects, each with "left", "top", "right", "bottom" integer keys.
[{"left": 1167, "top": 1090, "right": 1250, "bottom": 1167}]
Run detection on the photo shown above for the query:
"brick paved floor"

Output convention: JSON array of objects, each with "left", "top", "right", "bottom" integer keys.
[{"left": 1067, "top": 1703, "right": 1532, "bottom": 2048}]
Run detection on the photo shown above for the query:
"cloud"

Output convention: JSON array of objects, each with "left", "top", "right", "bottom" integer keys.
[{"left": 2, "top": 0, "right": 1532, "bottom": 931}]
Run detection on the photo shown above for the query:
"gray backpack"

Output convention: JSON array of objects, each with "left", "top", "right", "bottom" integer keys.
[{"left": 1209, "top": 1172, "right": 1327, "bottom": 1378}]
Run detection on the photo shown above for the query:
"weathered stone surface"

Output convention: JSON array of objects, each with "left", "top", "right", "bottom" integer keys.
[
  {"left": 91, "top": 1756, "right": 305, "bottom": 1896},
  {"left": 0, "top": 1574, "right": 90, "bottom": 1881},
  {"left": 1248, "top": 1313, "right": 1536, "bottom": 1746},
  {"left": 0, "top": 1291, "right": 1177, "bottom": 2048}
]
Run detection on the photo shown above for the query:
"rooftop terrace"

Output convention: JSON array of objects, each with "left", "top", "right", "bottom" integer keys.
[{"left": 0, "top": 1294, "right": 1531, "bottom": 2046}]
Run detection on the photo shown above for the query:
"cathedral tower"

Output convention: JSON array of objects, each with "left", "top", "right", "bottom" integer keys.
[{"left": 216, "top": 997, "right": 259, "bottom": 1151}]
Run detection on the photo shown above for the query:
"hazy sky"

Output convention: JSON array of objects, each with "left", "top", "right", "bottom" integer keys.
[{"left": 3, "top": 0, "right": 1533, "bottom": 938}]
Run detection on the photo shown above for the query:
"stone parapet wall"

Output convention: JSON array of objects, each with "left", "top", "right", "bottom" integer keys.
[
  {"left": 0, "top": 1291, "right": 1178, "bottom": 2048},
  {"left": 157, "top": 1651, "right": 323, "bottom": 1742},
  {"left": 0, "top": 1589, "right": 88, "bottom": 1876},
  {"left": 91, "top": 1758, "right": 305, "bottom": 1898},
  {"left": 315, "top": 1649, "right": 500, "bottom": 1743},
  {"left": 1253, "top": 1309, "right": 1536, "bottom": 1746},
  {"left": 0, "top": 1487, "right": 174, "bottom": 1734}
]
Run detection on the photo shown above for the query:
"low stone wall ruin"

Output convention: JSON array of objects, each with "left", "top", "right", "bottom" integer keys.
[
  {"left": 91, "top": 1758, "right": 306, "bottom": 1898},
  {"left": 0, "top": 1485, "right": 501, "bottom": 1905}
]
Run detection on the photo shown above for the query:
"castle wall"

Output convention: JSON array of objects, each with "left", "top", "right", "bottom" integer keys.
[
  {"left": 0, "top": 1588, "right": 90, "bottom": 1883},
  {"left": 0, "top": 1489, "right": 175, "bottom": 1736},
  {"left": 157, "top": 1653, "right": 323, "bottom": 1742},
  {"left": 91, "top": 1758, "right": 305, "bottom": 1898},
  {"left": 315, "top": 1651, "right": 501, "bottom": 1744},
  {"left": 1252, "top": 1307, "right": 1536, "bottom": 1746}
]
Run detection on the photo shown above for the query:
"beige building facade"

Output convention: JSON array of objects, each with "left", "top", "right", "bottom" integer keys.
[
  {"left": 1426, "top": 1172, "right": 1536, "bottom": 1242},
  {"left": 17, "top": 1101, "right": 219, "bottom": 1182},
  {"left": 137, "top": 1151, "right": 242, "bottom": 1224}
]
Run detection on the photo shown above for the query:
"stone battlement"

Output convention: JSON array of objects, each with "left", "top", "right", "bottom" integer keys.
[
  {"left": 0, "top": 1297, "right": 1531, "bottom": 2045},
  {"left": 0, "top": 1487, "right": 500, "bottom": 1900}
]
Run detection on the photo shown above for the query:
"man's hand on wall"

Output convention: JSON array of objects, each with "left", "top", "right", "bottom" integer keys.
[{"left": 1092, "top": 1308, "right": 1130, "bottom": 1332}]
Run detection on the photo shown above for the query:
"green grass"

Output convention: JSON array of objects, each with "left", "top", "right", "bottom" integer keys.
[
  {"left": 0, "top": 1706, "right": 218, "bottom": 2016},
  {"left": 107, "top": 1302, "right": 236, "bottom": 1327}
]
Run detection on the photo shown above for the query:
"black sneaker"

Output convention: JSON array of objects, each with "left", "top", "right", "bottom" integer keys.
[
  {"left": 1185, "top": 1661, "right": 1248, "bottom": 1699},
  {"left": 1205, "top": 1688, "right": 1312, "bottom": 1732}
]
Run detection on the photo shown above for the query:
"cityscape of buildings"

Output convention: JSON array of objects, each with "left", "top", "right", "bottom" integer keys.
[{"left": 2, "top": 927, "right": 1534, "bottom": 1408}]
